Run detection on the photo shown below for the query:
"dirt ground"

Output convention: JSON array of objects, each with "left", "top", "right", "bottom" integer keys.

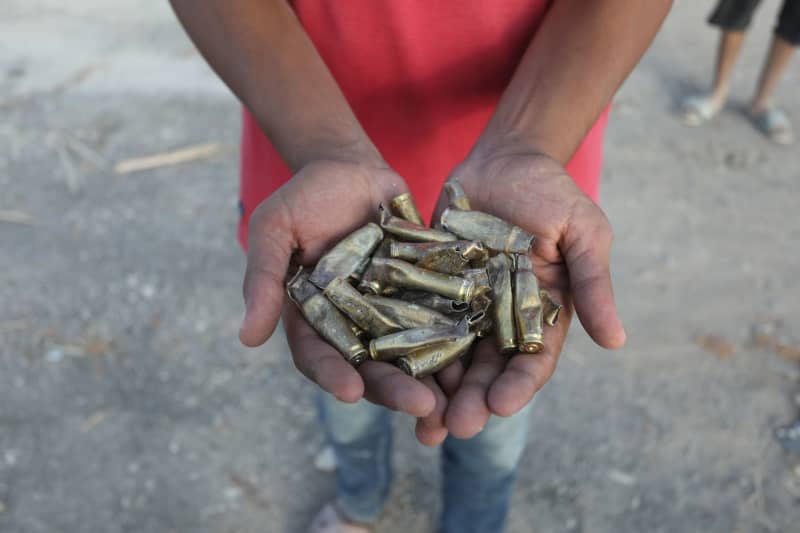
[{"left": 2, "top": 1, "right": 799, "bottom": 532}]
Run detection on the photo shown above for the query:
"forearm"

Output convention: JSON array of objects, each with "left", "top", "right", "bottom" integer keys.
[
  {"left": 170, "top": 0, "right": 382, "bottom": 171},
  {"left": 474, "top": 0, "right": 672, "bottom": 164}
]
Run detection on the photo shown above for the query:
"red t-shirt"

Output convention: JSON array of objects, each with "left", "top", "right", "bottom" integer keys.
[{"left": 239, "top": 0, "right": 609, "bottom": 249}]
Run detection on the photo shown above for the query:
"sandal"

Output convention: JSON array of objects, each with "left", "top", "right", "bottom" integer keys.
[
  {"left": 681, "top": 94, "right": 722, "bottom": 126},
  {"left": 750, "top": 108, "right": 794, "bottom": 145}
]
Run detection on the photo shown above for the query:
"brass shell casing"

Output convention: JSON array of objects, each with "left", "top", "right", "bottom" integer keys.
[
  {"left": 468, "top": 292, "right": 493, "bottom": 337},
  {"left": 443, "top": 180, "right": 471, "bottom": 211},
  {"left": 512, "top": 255, "right": 544, "bottom": 354},
  {"left": 368, "top": 321, "right": 469, "bottom": 362},
  {"left": 399, "top": 291, "right": 470, "bottom": 315},
  {"left": 389, "top": 240, "right": 484, "bottom": 262},
  {"left": 396, "top": 332, "right": 477, "bottom": 378},
  {"left": 309, "top": 223, "right": 383, "bottom": 289},
  {"left": 323, "top": 277, "right": 403, "bottom": 338},
  {"left": 539, "top": 289, "right": 563, "bottom": 327},
  {"left": 416, "top": 249, "right": 470, "bottom": 275},
  {"left": 389, "top": 192, "right": 424, "bottom": 226},
  {"left": 462, "top": 268, "right": 491, "bottom": 298},
  {"left": 368, "top": 257, "right": 476, "bottom": 303},
  {"left": 286, "top": 270, "right": 368, "bottom": 366},
  {"left": 486, "top": 254, "right": 517, "bottom": 354},
  {"left": 363, "top": 294, "right": 457, "bottom": 329},
  {"left": 440, "top": 208, "right": 534, "bottom": 254},
  {"left": 379, "top": 206, "right": 458, "bottom": 243}
]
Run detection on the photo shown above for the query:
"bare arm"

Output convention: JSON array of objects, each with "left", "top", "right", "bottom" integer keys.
[
  {"left": 435, "top": 0, "right": 672, "bottom": 441},
  {"left": 171, "top": 1, "right": 443, "bottom": 430},
  {"left": 170, "top": 0, "right": 382, "bottom": 171},
  {"left": 475, "top": 0, "right": 673, "bottom": 163}
]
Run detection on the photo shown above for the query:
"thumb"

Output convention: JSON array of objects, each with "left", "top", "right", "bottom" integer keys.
[
  {"left": 562, "top": 212, "right": 626, "bottom": 349},
  {"left": 239, "top": 202, "right": 295, "bottom": 347}
]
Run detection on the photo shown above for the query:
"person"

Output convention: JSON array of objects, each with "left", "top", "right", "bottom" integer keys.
[
  {"left": 170, "top": 1, "right": 671, "bottom": 531},
  {"left": 681, "top": 0, "right": 799, "bottom": 144}
]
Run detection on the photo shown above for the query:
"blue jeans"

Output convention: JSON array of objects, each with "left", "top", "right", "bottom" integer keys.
[{"left": 317, "top": 392, "right": 533, "bottom": 533}]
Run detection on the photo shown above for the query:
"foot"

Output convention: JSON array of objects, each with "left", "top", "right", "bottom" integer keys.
[
  {"left": 308, "top": 503, "right": 372, "bottom": 533},
  {"left": 749, "top": 107, "right": 794, "bottom": 145},
  {"left": 680, "top": 94, "right": 723, "bottom": 126},
  {"left": 774, "top": 421, "right": 800, "bottom": 453}
]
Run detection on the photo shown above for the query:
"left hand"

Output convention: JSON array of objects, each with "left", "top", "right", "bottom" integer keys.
[{"left": 416, "top": 152, "right": 626, "bottom": 441}]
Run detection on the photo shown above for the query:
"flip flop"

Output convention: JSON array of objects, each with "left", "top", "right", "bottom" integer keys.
[
  {"left": 681, "top": 95, "right": 721, "bottom": 126},
  {"left": 750, "top": 108, "right": 795, "bottom": 145},
  {"left": 774, "top": 420, "right": 800, "bottom": 453}
]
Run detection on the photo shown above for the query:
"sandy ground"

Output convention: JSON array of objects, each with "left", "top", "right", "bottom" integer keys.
[{"left": 2, "top": 1, "right": 799, "bottom": 532}]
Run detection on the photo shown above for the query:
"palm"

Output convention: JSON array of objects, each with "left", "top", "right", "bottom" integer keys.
[
  {"left": 431, "top": 153, "right": 625, "bottom": 438},
  {"left": 241, "top": 160, "right": 446, "bottom": 442}
]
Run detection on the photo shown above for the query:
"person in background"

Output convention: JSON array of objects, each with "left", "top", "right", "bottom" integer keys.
[
  {"left": 170, "top": 1, "right": 671, "bottom": 532},
  {"left": 681, "top": 0, "right": 799, "bottom": 144}
]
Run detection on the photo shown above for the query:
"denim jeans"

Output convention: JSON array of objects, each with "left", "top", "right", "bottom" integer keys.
[{"left": 317, "top": 391, "right": 533, "bottom": 533}]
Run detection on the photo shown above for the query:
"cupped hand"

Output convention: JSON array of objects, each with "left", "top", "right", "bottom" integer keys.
[
  {"left": 430, "top": 153, "right": 626, "bottom": 439},
  {"left": 240, "top": 160, "right": 450, "bottom": 442}
]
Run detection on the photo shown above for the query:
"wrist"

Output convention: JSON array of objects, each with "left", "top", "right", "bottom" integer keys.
[
  {"left": 469, "top": 129, "right": 566, "bottom": 168},
  {"left": 286, "top": 131, "right": 388, "bottom": 173}
]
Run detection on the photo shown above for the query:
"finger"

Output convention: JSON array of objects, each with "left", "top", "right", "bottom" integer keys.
[
  {"left": 359, "top": 361, "right": 436, "bottom": 418},
  {"left": 487, "top": 340, "right": 563, "bottom": 418},
  {"left": 562, "top": 211, "right": 626, "bottom": 349},
  {"left": 435, "top": 359, "right": 465, "bottom": 397},
  {"left": 415, "top": 376, "right": 449, "bottom": 446},
  {"left": 445, "top": 340, "right": 506, "bottom": 438},
  {"left": 240, "top": 198, "right": 295, "bottom": 347},
  {"left": 284, "top": 304, "right": 364, "bottom": 403},
  {"left": 487, "top": 306, "right": 569, "bottom": 417}
]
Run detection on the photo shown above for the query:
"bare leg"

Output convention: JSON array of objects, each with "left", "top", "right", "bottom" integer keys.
[
  {"left": 682, "top": 31, "right": 745, "bottom": 124},
  {"left": 750, "top": 35, "right": 795, "bottom": 114},
  {"left": 709, "top": 30, "right": 746, "bottom": 106}
]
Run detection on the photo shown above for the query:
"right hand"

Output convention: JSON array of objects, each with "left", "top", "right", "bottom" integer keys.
[{"left": 239, "top": 160, "right": 450, "bottom": 445}]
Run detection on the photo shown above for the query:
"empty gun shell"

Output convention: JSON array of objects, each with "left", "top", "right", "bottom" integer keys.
[
  {"left": 399, "top": 291, "right": 470, "bottom": 315},
  {"left": 443, "top": 180, "right": 471, "bottom": 210},
  {"left": 389, "top": 192, "right": 424, "bottom": 226},
  {"left": 379, "top": 205, "right": 458, "bottom": 243},
  {"left": 486, "top": 254, "right": 517, "bottom": 354},
  {"left": 440, "top": 208, "right": 534, "bottom": 254},
  {"left": 324, "top": 277, "right": 403, "bottom": 338},
  {"left": 396, "top": 332, "right": 477, "bottom": 378},
  {"left": 357, "top": 277, "right": 382, "bottom": 295},
  {"left": 469, "top": 292, "right": 493, "bottom": 337},
  {"left": 461, "top": 241, "right": 490, "bottom": 264},
  {"left": 369, "top": 320, "right": 469, "bottom": 362},
  {"left": 416, "top": 248, "right": 470, "bottom": 274},
  {"left": 389, "top": 240, "right": 485, "bottom": 262},
  {"left": 363, "top": 294, "right": 457, "bottom": 328},
  {"left": 462, "top": 267, "right": 491, "bottom": 297},
  {"left": 286, "top": 269, "right": 368, "bottom": 366},
  {"left": 369, "top": 257, "right": 475, "bottom": 302},
  {"left": 309, "top": 223, "right": 384, "bottom": 289},
  {"left": 371, "top": 238, "right": 393, "bottom": 259},
  {"left": 351, "top": 323, "right": 368, "bottom": 339},
  {"left": 539, "top": 289, "right": 563, "bottom": 327},
  {"left": 513, "top": 255, "right": 544, "bottom": 353}
]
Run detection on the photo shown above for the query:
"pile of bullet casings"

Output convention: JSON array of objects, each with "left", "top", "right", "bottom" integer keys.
[{"left": 286, "top": 180, "right": 563, "bottom": 378}]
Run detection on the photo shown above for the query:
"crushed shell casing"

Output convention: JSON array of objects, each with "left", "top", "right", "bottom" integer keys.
[
  {"left": 440, "top": 208, "right": 534, "bottom": 254},
  {"left": 389, "top": 192, "right": 424, "bottom": 226},
  {"left": 513, "top": 255, "right": 544, "bottom": 354},
  {"left": 287, "top": 269, "right": 368, "bottom": 366}
]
